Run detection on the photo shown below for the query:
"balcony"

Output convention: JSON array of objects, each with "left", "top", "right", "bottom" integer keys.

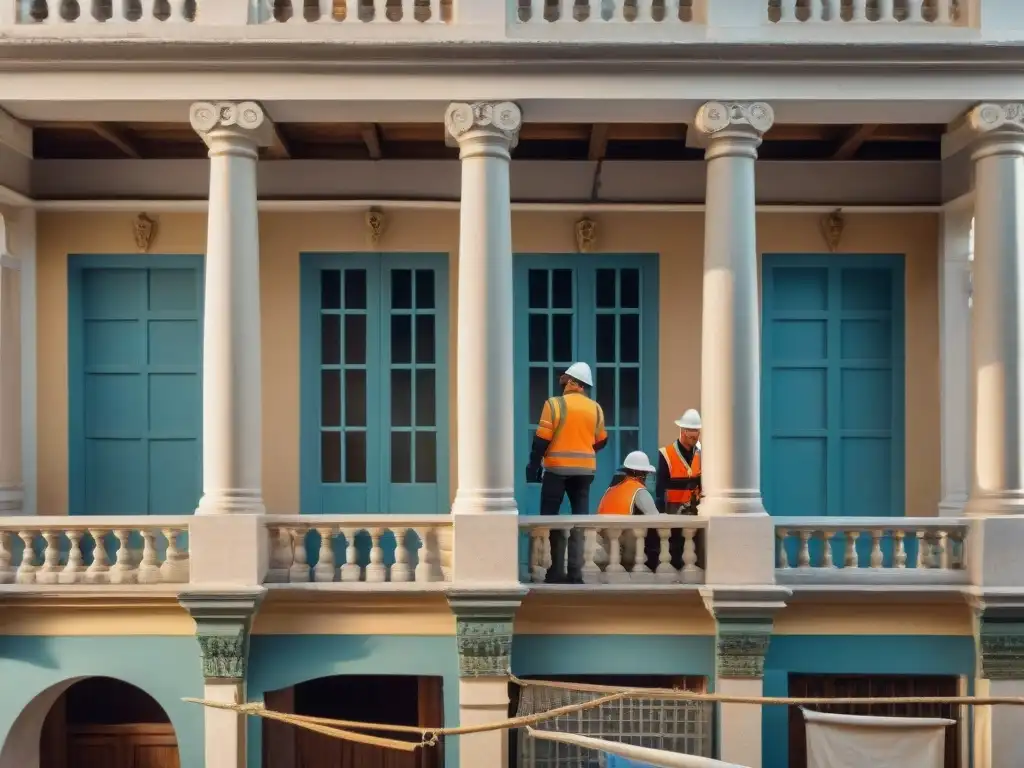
[{"left": 0, "top": 0, "right": 994, "bottom": 46}]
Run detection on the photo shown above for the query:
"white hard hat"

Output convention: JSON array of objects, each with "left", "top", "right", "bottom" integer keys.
[
  {"left": 564, "top": 362, "right": 594, "bottom": 387},
  {"left": 675, "top": 409, "right": 702, "bottom": 430},
  {"left": 623, "top": 450, "right": 657, "bottom": 474}
]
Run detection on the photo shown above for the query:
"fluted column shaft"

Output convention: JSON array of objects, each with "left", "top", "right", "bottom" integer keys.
[{"left": 693, "top": 101, "right": 774, "bottom": 516}]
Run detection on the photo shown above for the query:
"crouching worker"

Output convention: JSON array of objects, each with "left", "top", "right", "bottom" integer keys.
[{"left": 596, "top": 451, "right": 658, "bottom": 572}]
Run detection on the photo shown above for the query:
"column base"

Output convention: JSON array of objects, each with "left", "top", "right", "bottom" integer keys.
[
  {"left": 196, "top": 489, "right": 266, "bottom": 516},
  {"left": 966, "top": 491, "right": 1024, "bottom": 517},
  {"left": 699, "top": 491, "right": 767, "bottom": 517},
  {"left": 0, "top": 484, "right": 23, "bottom": 515},
  {"left": 451, "top": 487, "right": 518, "bottom": 515}
]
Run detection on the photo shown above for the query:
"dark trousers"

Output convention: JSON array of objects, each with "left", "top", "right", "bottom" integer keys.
[{"left": 539, "top": 472, "right": 593, "bottom": 582}]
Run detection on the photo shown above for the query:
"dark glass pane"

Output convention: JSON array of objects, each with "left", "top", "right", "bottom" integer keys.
[
  {"left": 392, "top": 269, "right": 413, "bottom": 309},
  {"left": 529, "top": 367, "right": 550, "bottom": 421},
  {"left": 391, "top": 369, "right": 412, "bottom": 426},
  {"left": 596, "top": 315, "right": 616, "bottom": 363},
  {"left": 621, "top": 429, "right": 639, "bottom": 458},
  {"left": 321, "top": 370, "right": 341, "bottom": 427},
  {"left": 552, "top": 315, "right": 573, "bottom": 362},
  {"left": 415, "top": 315, "right": 435, "bottom": 364},
  {"left": 391, "top": 315, "right": 412, "bottom": 364},
  {"left": 621, "top": 368, "right": 640, "bottom": 426},
  {"left": 552, "top": 269, "right": 573, "bottom": 309},
  {"left": 596, "top": 367, "right": 616, "bottom": 427},
  {"left": 344, "top": 315, "right": 366, "bottom": 365},
  {"left": 321, "top": 314, "right": 340, "bottom": 365},
  {"left": 620, "top": 314, "right": 640, "bottom": 363},
  {"left": 391, "top": 432, "right": 411, "bottom": 483},
  {"left": 528, "top": 314, "right": 548, "bottom": 362},
  {"left": 415, "top": 270, "right": 435, "bottom": 310},
  {"left": 596, "top": 269, "right": 616, "bottom": 309},
  {"left": 621, "top": 269, "right": 640, "bottom": 309},
  {"left": 415, "top": 432, "right": 437, "bottom": 484},
  {"left": 321, "top": 270, "right": 341, "bottom": 309},
  {"left": 344, "top": 269, "right": 366, "bottom": 310},
  {"left": 345, "top": 431, "right": 367, "bottom": 483},
  {"left": 345, "top": 370, "right": 366, "bottom": 427},
  {"left": 528, "top": 269, "right": 548, "bottom": 309},
  {"left": 415, "top": 369, "right": 436, "bottom": 427},
  {"left": 320, "top": 431, "right": 341, "bottom": 483}
]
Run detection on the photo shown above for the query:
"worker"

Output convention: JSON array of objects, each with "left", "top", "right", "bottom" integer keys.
[
  {"left": 646, "top": 409, "right": 703, "bottom": 571},
  {"left": 597, "top": 451, "right": 659, "bottom": 573},
  {"left": 525, "top": 361, "right": 608, "bottom": 584}
]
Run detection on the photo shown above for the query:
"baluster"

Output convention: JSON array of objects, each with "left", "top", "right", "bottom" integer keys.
[
  {"left": 797, "top": 531, "right": 811, "bottom": 567},
  {"left": 528, "top": 0, "right": 545, "bottom": 22},
  {"left": 0, "top": 531, "right": 15, "bottom": 584},
  {"left": 34, "top": 530, "right": 61, "bottom": 585},
  {"left": 315, "top": 0, "right": 332, "bottom": 21},
  {"left": 938, "top": 530, "right": 950, "bottom": 570},
  {"left": 137, "top": 0, "right": 154, "bottom": 21},
  {"left": 529, "top": 529, "right": 547, "bottom": 583},
  {"left": 655, "top": 528, "right": 676, "bottom": 583},
  {"left": 934, "top": 0, "right": 950, "bottom": 24},
  {"left": 776, "top": 528, "right": 789, "bottom": 568},
  {"left": 915, "top": 530, "right": 928, "bottom": 568},
  {"left": 288, "top": 528, "right": 311, "bottom": 582},
  {"left": 681, "top": 528, "right": 702, "bottom": 584},
  {"left": 437, "top": 527, "right": 453, "bottom": 581},
  {"left": 581, "top": 528, "right": 601, "bottom": 584},
  {"left": 635, "top": 0, "right": 654, "bottom": 21},
  {"left": 15, "top": 531, "right": 37, "bottom": 584},
  {"left": 412, "top": 527, "right": 432, "bottom": 582},
  {"left": 339, "top": 528, "right": 362, "bottom": 581},
  {"left": 777, "top": 0, "right": 798, "bottom": 22},
  {"left": 869, "top": 530, "right": 883, "bottom": 568},
  {"left": 630, "top": 528, "right": 654, "bottom": 582},
  {"left": 843, "top": 531, "right": 858, "bottom": 567},
  {"left": 819, "top": 0, "right": 839, "bottom": 21},
  {"left": 876, "top": 0, "right": 895, "bottom": 21},
  {"left": 804, "top": 0, "right": 821, "bottom": 21},
  {"left": 905, "top": 0, "right": 923, "bottom": 21},
  {"left": 608, "top": 0, "right": 624, "bottom": 21},
  {"left": 370, "top": 0, "right": 386, "bottom": 21},
  {"left": 365, "top": 528, "right": 386, "bottom": 582},
  {"left": 391, "top": 528, "right": 414, "bottom": 582},
  {"left": 165, "top": 0, "right": 185, "bottom": 20},
  {"left": 558, "top": 0, "right": 573, "bottom": 22},
  {"left": 55, "top": 530, "right": 83, "bottom": 584},
  {"left": 160, "top": 529, "right": 188, "bottom": 583},
  {"left": 893, "top": 530, "right": 907, "bottom": 568},
  {"left": 137, "top": 530, "right": 161, "bottom": 584},
  {"left": 850, "top": 0, "right": 867, "bottom": 20},
  {"left": 311, "top": 527, "right": 336, "bottom": 582},
  {"left": 266, "top": 527, "right": 293, "bottom": 583},
  {"left": 108, "top": 0, "right": 123, "bottom": 20},
  {"left": 951, "top": 529, "right": 965, "bottom": 569},
  {"left": 399, "top": 0, "right": 413, "bottom": 21},
  {"left": 108, "top": 529, "right": 136, "bottom": 584},
  {"left": 603, "top": 529, "right": 628, "bottom": 583},
  {"left": 85, "top": 529, "right": 110, "bottom": 584},
  {"left": 821, "top": 531, "right": 834, "bottom": 568}
]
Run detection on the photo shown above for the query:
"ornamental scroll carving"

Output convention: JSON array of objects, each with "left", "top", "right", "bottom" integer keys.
[
  {"left": 444, "top": 101, "right": 523, "bottom": 147},
  {"left": 189, "top": 101, "right": 267, "bottom": 136},
  {"left": 694, "top": 101, "right": 775, "bottom": 137},
  {"left": 968, "top": 103, "right": 1024, "bottom": 135}
]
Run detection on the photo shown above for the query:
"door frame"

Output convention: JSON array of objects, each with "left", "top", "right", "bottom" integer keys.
[
  {"left": 67, "top": 254, "right": 204, "bottom": 517},
  {"left": 299, "top": 252, "right": 451, "bottom": 515},
  {"left": 760, "top": 253, "right": 906, "bottom": 517}
]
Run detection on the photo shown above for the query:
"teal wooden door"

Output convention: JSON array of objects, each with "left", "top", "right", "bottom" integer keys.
[
  {"left": 68, "top": 256, "right": 203, "bottom": 516},
  {"left": 761, "top": 255, "right": 905, "bottom": 518},
  {"left": 513, "top": 255, "right": 659, "bottom": 515},
  {"left": 301, "top": 253, "right": 449, "bottom": 514}
]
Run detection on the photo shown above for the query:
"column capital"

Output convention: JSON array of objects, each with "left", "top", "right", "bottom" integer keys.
[
  {"left": 448, "top": 588, "right": 526, "bottom": 678},
  {"left": 943, "top": 103, "right": 1024, "bottom": 160},
  {"left": 693, "top": 101, "right": 774, "bottom": 145},
  {"left": 444, "top": 101, "right": 523, "bottom": 156},
  {"left": 179, "top": 589, "right": 265, "bottom": 682},
  {"left": 189, "top": 101, "right": 275, "bottom": 154},
  {"left": 701, "top": 586, "right": 789, "bottom": 680},
  {"left": 971, "top": 592, "right": 1024, "bottom": 680}
]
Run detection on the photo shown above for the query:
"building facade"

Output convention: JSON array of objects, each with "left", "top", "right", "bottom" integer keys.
[{"left": 1, "top": 1, "right": 1024, "bottom": 767}]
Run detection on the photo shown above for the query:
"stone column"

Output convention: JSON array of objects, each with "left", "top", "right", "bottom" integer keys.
[
  {"left": 0, "top": 210, "right": 21, "bottom": 516},
  {"left": 692, "top": 101, "right": 774, "bottom": 517},
  {"left": 448, "top": 589, "right": 526, "bottom": 768},
  {"left": 180, "top": 590, "right": 265, "bottom": 768},
  {"left": 444, "top": 102, "right": 523, "bottom": 583},
  {"left": 958, "top": 104, "right": 1024, "bottom": 516},
  {"left": 972, "top": 595, "right": 1024, "bottom": 768},
  {"left": 702, "top": 587, "right": 788, "bottom": 768}
]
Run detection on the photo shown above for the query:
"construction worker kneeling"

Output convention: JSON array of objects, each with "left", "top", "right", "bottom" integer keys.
[{"left": 596, "top": 451, "right": 659, "bottom": 572}]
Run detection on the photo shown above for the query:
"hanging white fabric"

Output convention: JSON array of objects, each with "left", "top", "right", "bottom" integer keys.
[{"left": 802, "top": 708, "right": 955, "bottom": 768}]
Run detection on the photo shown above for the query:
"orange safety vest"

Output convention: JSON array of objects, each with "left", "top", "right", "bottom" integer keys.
[
  {"left": 659, "top": 442, "right": 701, "bottom": 506},
  {"left": 597, "top": 476, "right": 647, "bottom": 516},
  {"left": 535, "top": 392, "right": 608, "bottom": 475}
]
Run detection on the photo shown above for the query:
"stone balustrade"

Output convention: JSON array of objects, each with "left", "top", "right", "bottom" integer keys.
[
  {"left": 263, "top": 515, "right": 453, "bottom": 587},
  {"left": 520, "top": 515, "right": 707, "bottom": 586},
  {"left": 774, "top": 517, "right": 970, "bottom": 585},
  {"left": 0, "top": 516, "right": 189, "bottom": 587},
  {"left": 768, "top": 0, "right": 958, "bottom": 24}
]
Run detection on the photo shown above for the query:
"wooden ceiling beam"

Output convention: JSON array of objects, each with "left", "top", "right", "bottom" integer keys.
[
  {"left": 361, "top": 124, "right": 383, "bottom": 160},
  {"left": 265, "top": 123, "right": 293, "bottom": 160},
  {"left": 832, "top": 124, "right": 879, "bottom": 160},
  {"left": 88, "top": 123, "right": 141, "bottom": 159},
  {"left": 588, "top": 123, "right": 610, "bottom": 161}
]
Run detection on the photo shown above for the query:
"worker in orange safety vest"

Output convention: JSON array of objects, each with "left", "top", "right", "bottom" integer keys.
[
  {"left": 597, "top": 451, "right": 660, "bottom": 574},
  {"left": 646, "top": 408, "right": 703, "bottom": 572},
  {"left": 526, "top": 361, "right": 608, "bottom": 583}
]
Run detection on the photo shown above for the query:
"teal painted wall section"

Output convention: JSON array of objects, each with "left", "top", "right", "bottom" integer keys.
[
  {"left": 512, "top": 635, "right": 715, "bottom": 678},
  {"left": 0, "top": 636, "right": 204, "bottom": 766},
  {"left": 762, "top": 635, "right": 976, "bottom": 768},
  {"left": 246, "top": 635, "right": 461, "bottom": 768}
]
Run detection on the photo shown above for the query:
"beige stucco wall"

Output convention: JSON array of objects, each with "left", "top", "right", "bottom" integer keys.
[{"left": 35, "top": 210, "right": 939, "bottom": 516}]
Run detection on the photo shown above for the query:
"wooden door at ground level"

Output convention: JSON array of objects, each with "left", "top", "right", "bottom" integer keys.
[
  {"left": 66, "top": 725, "right": 180, "bottom": 768},
  {"left": 788, "top": 674, "right": 960, "bottom": 768}
]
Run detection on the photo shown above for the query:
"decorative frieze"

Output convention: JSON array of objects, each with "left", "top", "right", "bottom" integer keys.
[
  {"left": 179, "top": 590, "right": 265, "bottom": 682},
  {"left": 448, "top": 588, "right": 526, "bottom": 678},
  {"left": 444, "top": 101, "right": 523, "bottom": 148}
]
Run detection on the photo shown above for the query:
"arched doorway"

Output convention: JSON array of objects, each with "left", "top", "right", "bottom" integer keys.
[
  {"left": 39, "top": 677, "right": 180, "bottom": 768},
  {"left": 262, "top": 675, "right": 443, "bottom": 768}
]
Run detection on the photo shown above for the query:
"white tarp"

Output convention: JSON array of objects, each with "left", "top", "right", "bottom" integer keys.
[
  {"left": 524, "top": 727, "right": 751, "bottom": 768},
  {"left": 802, "top": 708, "right": 955, "bottom": 768}
]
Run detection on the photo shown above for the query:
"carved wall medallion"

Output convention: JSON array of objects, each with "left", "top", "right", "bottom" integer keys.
[
  {"left": 977, "top": 617, "right": 1024, "bottom": 680},
  {"left": 714, "top": 618, "right": 774, "bottom": 680},
  {"left": 133, "top": 213, "right": 157, "bottom": 253},
  {"left": 820, "top": 209, "right": 845, "bottom": 253},
  {"left": 455, "top": 615, "right": 514, "bottom": 677},
  {"left": 575, "top": 218, "right": 597, "bottom": 253},
  {"left": 366, "top": 209, "right": 387, "bottom": 246}
]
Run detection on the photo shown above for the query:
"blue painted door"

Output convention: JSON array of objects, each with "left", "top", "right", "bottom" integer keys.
[
  {"left": 761, "top": 255, "right": 905, "bottom": 518},
  {"left": 513, "top": 255, "right": 659, "bottom": 515},
  {"left": 68, "top": 256, "right": 203, "bottom": 516},
  {"left": 301, "top": 253, "right": 450, "bottom": 514}
]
